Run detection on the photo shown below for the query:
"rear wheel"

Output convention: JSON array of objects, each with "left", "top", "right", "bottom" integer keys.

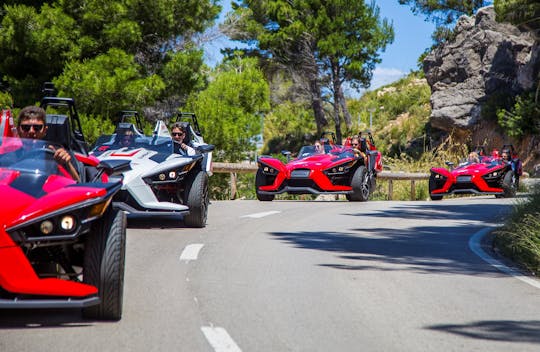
[
  {"left": 502, "top": 170, "right": 517, "bottom": 198},
  {"left": 349, "top": 166, "right": 370, "bottom": 202},
  {"left": 429, "top": 174, "right": 443, "bottom": 201},
  {"left": 184, "top": 171, "right": 209, "bottom": 227},
  {"left": 256, "top": 169, "right": 274, "bottom": 201},
  {"left": 83, "top": 207, "right": 126, "bottom": 321}
]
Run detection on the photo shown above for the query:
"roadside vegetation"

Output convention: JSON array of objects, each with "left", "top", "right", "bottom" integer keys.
[{"left": 494, "top": 185, "right": 540, "bottom": 276}]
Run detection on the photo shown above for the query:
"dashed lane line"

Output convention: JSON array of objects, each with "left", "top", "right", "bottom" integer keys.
[
  {"left": 240, "top": 210, "right": 281, "bottom": 219},
  {"left": 201, "top": 326, "right": 242, "bottom": 352},
  {"left": 180, "top": 243, "right": 204, "bottom": 262}
]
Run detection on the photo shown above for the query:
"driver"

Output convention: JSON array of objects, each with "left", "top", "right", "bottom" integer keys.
[{"left": 16, "top": 106, "right": 79, "bottom": 180}]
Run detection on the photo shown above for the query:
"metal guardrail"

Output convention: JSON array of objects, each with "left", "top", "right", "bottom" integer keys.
[{"left": 212, "top": 162, "right": 430, "bottom": 200}]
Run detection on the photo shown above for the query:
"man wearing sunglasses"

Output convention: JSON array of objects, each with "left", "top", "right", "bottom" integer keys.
[
  {"left": 171, "top": 122, "right": 195, "bottom": 156},
  {"left": 16, "top": 106, "right": 79, "bottom": 180}
]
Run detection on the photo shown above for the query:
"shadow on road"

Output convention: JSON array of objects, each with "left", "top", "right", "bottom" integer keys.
[
  {"left": 270, "top": 202, "right": 514, "bottom": 276},
  {"left": 0, "top": 309, "right": 93, "bottom": 329},
  {"left": 427, "top": 320, "right": 540, "bottom": 344},
  {"left": 127, "top": 214, "right": 187, "bottom": 229}
]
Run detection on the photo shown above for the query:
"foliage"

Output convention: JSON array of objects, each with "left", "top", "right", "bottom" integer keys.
[
  {"left": 225, "top": 0, "right": 394, "bottom": 140},
  {"left": 0, "top": 1, "right": 220, "bottom": 116},
  {"left": 347, "top": 72, "right": 432, "bottom": 157},
  {"left": 262, "top": 100, "right": 317, "bottom": 154},
  {"left": 53, "top": 49, "right": 166, "bottom": 119},
  {"left": 0, "top": 91, "right": 14, "bottom": 109},
  {"left": 79, "top": 113, "right": 116, "bottom": 147},
  {"left": 494, "top": 0, "right": 540, "bottom": 37},
  {"left": 497, "top": 92, "right": 540, "bottom": 138},
  {"left": 494, "top": 184, "right": 540, "bottom": 276},
  {"left": 398, "top": 0, "right": 490, "bottom": 43},
  {"left": 186, "top": 56, "right": 270, "bottom": 163}
]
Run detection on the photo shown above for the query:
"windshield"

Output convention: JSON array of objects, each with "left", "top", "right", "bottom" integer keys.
[
  {"left": 297, "top": 144, "right": 351, "bottom": 159},
  {"left": 0, "top": 137, "right": 69, "bottom": 177},
  {"left": 92, "top": 135, "right": 175, "bottom": 155}
]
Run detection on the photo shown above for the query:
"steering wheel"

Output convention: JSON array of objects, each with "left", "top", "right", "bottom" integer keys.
[
  {"left": 23, "top": 147, "right": 81, "bottom": 182},
  {"left": 23, "top": 147, "right": 56, "bottom": 159}
]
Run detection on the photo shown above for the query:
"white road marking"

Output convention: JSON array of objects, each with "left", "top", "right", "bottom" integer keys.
[
  {"left": 240, "top": 210, "right": 281, "bottom": 219},
  {"left": 179, "top": 243, "right": 204, "bottom": 261},
  {"left": 201, "top": 326, "right": 242, "bottom": 352},
  {"left": 469, "top": 227, "right": 540, "bottom": 290}
]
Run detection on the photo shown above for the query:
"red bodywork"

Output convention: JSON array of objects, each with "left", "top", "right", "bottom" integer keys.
[
  {"left": 429, "top": 154, "right": 521, "bottom": 198},
  {"left": 0, "top": 110, "right": 121, "bottom": 308},
  {"left": 0, "top": 171, "right": 106, "bottom": 298},
  {"left": 257, "top": 144, "right": 383, "bottom": 196}
]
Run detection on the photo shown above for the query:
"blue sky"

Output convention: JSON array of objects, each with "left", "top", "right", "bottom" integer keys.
[{"left": 204, "top": 0, "right": 437, "bottom": 92}]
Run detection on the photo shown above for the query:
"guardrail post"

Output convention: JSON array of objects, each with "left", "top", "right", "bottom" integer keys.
[
  {"left": 230, "top": 172, "right": 237, "bottom": 200},
  {"left": 410, "top": 180, "right": 416, "bottom": 201},
  {"left": 388, "top": 180, "right": 393, "bottom": 200}
]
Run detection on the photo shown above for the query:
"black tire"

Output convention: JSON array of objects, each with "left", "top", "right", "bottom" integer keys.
[
  {"left": 255, "top": 169, "right": 274, "bottom": 201},
  {"left": 83, "top": 207, "right": 126, "bottom": 321},
  {"left": 184, "top": 171, "right": 210, "bottom": 227},
  {"left": 429, "top": 174, "right": 443, "bottom": 201},
  {"left": 502, "top": 170, "right": 517, "bottom": 198},
  {"left": 349, "top": 166, "right": 370, "bottom": 202}
]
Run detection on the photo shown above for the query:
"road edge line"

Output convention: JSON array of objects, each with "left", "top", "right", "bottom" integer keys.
[{"left": 469, "top": 227, "right": 540, "bottom": 290}]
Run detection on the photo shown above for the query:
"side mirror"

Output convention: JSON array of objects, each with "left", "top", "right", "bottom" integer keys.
[
  {"left": 197, "top": 144, "right": 215, "bottom": 153},
  {"left": 445, "top": 161, "right": 454, "bottom": 169}
]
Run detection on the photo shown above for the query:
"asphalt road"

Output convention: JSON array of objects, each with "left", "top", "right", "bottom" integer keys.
[{"left": 1, "top": 196, "right": 539, "bottom": 352}]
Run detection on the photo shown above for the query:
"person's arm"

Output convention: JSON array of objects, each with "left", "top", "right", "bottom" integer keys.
[{"left": 52, "top": 146, "right": 80, "bottom": 182}]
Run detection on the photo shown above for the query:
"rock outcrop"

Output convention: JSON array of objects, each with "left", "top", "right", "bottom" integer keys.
[{"left": 423, "top": 6, "right": 539, "bottom": 133}]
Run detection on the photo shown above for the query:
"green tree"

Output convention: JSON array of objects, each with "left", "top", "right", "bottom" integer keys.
[
  {"left": 53, "top": 48, "right": 166, "bottom": 119},
  {"left": 186, "top": 56, "right": 270, "bottom": 162},
  {"left": 224, "top": 0, "right": 393, "bottom": 142},
  {"left": 0, "top": 1, "right": 220, "bottom": 115}
]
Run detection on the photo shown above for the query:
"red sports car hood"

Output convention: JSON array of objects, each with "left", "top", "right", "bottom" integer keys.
[
  {"left": 0, "top": 171, "right": 106, "bottom": 229},
  {"left": 287, "top": 154, "right": 336, "bottom": 168}
]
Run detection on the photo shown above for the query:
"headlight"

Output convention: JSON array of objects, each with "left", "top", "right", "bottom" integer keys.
[
  {"left": 324, "top": 161, "right": 356, "bottom": 175},
  {"left": 483, "top": 169, "right": 503, "bottom": 179},
  {"left": 60, "top": 215, "right": 76, "bottom": 231},
  {"left": 260, "top": 163, "right": 277, "bottom": 175},
  {"left": 40, "top": 220, "right": 54, "bottom": 235},
  {"left": 146, "top": 164, "right": 193, "bottom": 184}
]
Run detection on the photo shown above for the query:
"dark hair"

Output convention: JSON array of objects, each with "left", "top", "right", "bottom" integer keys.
[
  {"left": 17, "top": 106, "right": 46, "bottom": 126},
  {"left": 171, "top": 122, "right": 187, "bottom": 132}
]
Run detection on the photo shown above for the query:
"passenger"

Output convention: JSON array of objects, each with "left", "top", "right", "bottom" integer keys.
[
  {"left": 501, "top": 149, "right": 511, "bottom": 162},
  {"left": 314, "top": 139, "right": 324, "bottom": 154},
  {"left": 171, "top": 122, "right": 195, "bottom": 156},
  {"left": 467, "top": 151, "right": 480, "bottom": 164},
  {"left": 118, "top": 130, "right": 135, "bottom": 148},
  {"left": 17, "top": 105, "right": 79, "bottom": 179}
]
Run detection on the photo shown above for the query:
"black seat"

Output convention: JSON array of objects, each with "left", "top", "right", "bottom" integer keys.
[{"left": 45, "top": 114, "right": 71, "bottom": 149}]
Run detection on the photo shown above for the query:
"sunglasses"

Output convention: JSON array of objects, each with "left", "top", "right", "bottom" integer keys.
[
  {"left": 20, "top": 124, "right": 44, "bottom": 132},
  {"left": 352, "top": 143, "right": 359, "bottom": 147},
  {"left": 172, "top": 132, "right": 184, "bottom": 137}
]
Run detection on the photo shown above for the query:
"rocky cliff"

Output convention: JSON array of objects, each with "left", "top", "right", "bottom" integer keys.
[{"left": 423, "top": 6, "right": 539, "bottom": 171}]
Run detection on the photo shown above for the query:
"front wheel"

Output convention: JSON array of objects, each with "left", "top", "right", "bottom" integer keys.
[
  {"left": 255, "top": 169, "right": 274, "bottom": 201},
  {"left": 184, "top": 171, "right": 210, "bottom": 227},
  {"left": 83, "top": 207, "right": 126, "bottom": 321},
  {"left": 429, "top": 174, "right": 443, "bottom": 201},
  {"left": 349, "top": 166, "right": 370, "bottom": 202},
  {"left": 502, "top": 171, "right": 517, "bottom": 198}
]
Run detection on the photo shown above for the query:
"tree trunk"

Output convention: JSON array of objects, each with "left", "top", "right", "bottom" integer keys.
[
  {"left": 338, "top": 86, "right": 352, "bottom": 128},
  {"left": 331, "top": 61, "right": 343, "bottom": 142},
  {"left": 309, "top": 77, "right": 327, "bottom": 135}
]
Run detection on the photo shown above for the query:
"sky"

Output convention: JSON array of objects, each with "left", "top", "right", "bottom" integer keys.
[{"left": 203, "top": 0, "right": 437, "bottom": 93}]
